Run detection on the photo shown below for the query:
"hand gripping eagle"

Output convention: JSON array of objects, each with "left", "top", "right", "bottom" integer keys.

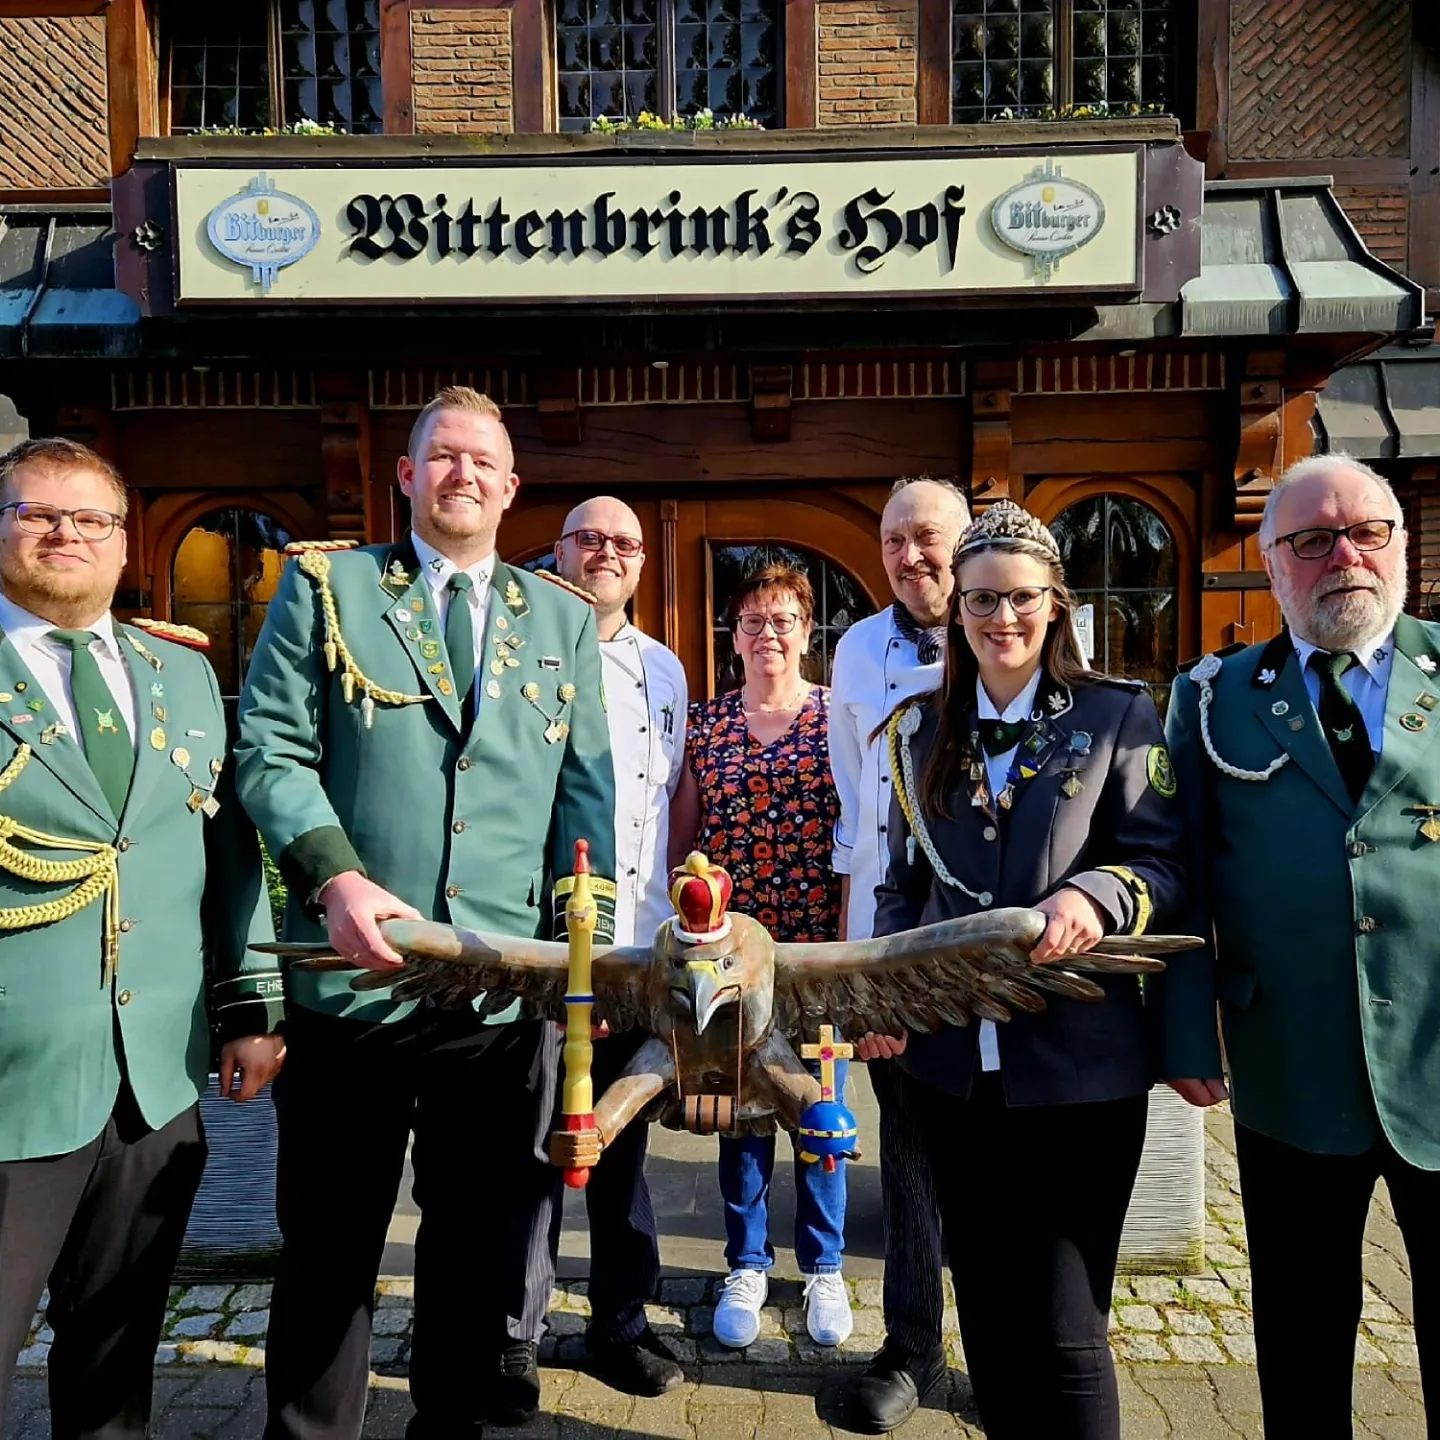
[{"left": 268, "top": 845, "right": 1198, "bottom": 1185}]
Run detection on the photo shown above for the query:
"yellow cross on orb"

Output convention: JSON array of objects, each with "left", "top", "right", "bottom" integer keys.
[{"left": 800, "top": 1025, "right": 854, "bottom": 1101}]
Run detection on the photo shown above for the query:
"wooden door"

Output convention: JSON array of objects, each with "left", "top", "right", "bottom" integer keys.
[{"left": 501, "top": 487, "right": 888, "bottom": 695}]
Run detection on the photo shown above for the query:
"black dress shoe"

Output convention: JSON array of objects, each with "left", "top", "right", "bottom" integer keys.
[
  {"left": 586, "top": 1326, "right": 685, "bottom": 1397},
  {"left": 852, "top": 1340, "right": 948, "bottom": 1433},
  {"left": 490, "top": 1340, "right": 541, "bottom": 1426}
]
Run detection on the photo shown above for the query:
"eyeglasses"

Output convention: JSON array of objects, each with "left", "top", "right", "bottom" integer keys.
[
  {"left": 958, "top": 586, "right": 1053, "bottom": 618},
  {"left": 736, "top": 613, "right": 801, "bottom": 636},
  {"left": 1267, "top": 519, "right": 1397, "bottom": 560},
  {"left": 0, "top": 502, "right": 123, "bottom": 542},
  {"left": 562, "top": 528, "right": 644, "bottom": 558}
]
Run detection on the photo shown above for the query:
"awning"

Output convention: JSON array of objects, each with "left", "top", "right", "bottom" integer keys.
[
  {"left": 1083, "top": 177, "right": 1425, "bottom": 343},
  {"left": 1316, "top": 343, "right": 1440, "bottom": 459},
  {"left": 0, "top": 206, "right": 140, "bottom": 359}
]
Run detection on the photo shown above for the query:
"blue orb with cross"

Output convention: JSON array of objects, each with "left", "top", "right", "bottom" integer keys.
[{"left": 797, "top": 1026, "right": 859, "bottom": 1173}]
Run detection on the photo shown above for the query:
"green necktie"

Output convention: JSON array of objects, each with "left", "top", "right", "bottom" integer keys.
[
  {"left": 977, "top": 718, "right": 1026, "bottom": 757},
  {"left": 49, "top": 629, "right": 134, "bottom": 818},
  {"left": 1311, "top": 650, "right": 1373, "bottom": 804},
  {"left": 445, "top": 572, "right": 476, "bottom": 710}
]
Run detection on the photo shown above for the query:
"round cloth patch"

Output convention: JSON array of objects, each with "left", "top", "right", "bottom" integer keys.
[{"left": 1147, "top": 744, "right": 1177, "bottom": 798}]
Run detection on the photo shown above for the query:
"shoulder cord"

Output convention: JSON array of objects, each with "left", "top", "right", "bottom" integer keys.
[
  {"left": 885, "top": 704, "right": 989, "bottom": 903},
  {"left": 298, "top": 550, "right": 429, "bottom": 729},
  {"left": 1188, "top": 653, "right": 1290, "bottom": 783},
  {"left": 0, "top": 745, "right": 120, "bottom": 985}
]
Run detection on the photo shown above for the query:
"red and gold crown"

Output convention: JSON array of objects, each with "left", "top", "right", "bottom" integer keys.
[{"left": 668, "top": 852, "right": 734, "bottom": 943}]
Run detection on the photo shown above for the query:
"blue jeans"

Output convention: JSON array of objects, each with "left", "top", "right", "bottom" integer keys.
[{"left": 717, "top": 1060, "right": 848, "bottom": 1275}]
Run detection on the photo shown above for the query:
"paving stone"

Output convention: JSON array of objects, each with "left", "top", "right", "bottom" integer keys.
[
  {"left": 175, "top": 1285, "right": 235, "bottom": 1313},
  {"left": 371, "top": 1308, "right": 410, "bottom": 1338},
  {"left": 1216, "top": 1267, "right": 1252, "bottom": 1291},
  {"left": 659, "top": 1277, "right": 709, "bottom": 1305},
  {"left": 154, "top": 1409, "right": 237, "bottom": 1439},
  {"left": 547, "top": 1312, "right": 587, "bottom": 1338},
  {"left": 15, "top": 1343, "right": 48, "bottom": 1367},
  {"left": 1357, "top": 1337, "right": 1390, "bottom": 1366},
  {"left": 1164, "top": 1310, "right": 1214, "bottom": 1334},
  {"left": 224, "top": 1311, "right": 270, "bottom": 1339},
  {"left": 1367, "top": 1322, "right": 1417, "bottom": 1345},
  {"left": 33, "top": 1327, "right": 53, "bottom": 1345},
  {"left": 374, "top": 1279, "right": 413, "bottom": 1300},
  {"left": 359, "top": 1389, "right": 419, "bottom": 1438},
  {"left": 170, "top": 1313, "right": 224, "bottom": 1339},
  {"left": 155, "top": 1344, "right": 182, "bottom": 1366},
  {"left": 745, "top": 1339, "right": 793, "bottom": 1365},
  {"left": 629, "top": 1384, "right": 699, "bottom": 1439},
  {"left": 1115, "top": 1369, "right": 1171, "bottom": 1439},
  {"left": 1218, "top": 1309, "right": 1253, "bottom": 1334},
  {"left": 1166, "top": 1335, "right": 1226, "bottom": 1363},
  {"left": 854, "top": 1278, "right": 883, "bottom": 1308},
  {"left": 647, "top": 1305, "right": 688, "bottom": 1333},
  {"left": 1116, "top": 1305, "right": 1164, "bottom": 1333},
  {"left": 1222, "top": 1335, "right": 1258, "bottom": 1363},
  {"left": 1207, "top": 1242, "right": 1247, "bottom": 1268},
  {"left": 1111, "top": 1279, "right": 1135, "bottom": 1301},
  {"left": 1128, "top": 1365, "right": 1243, "bottom": 1439},
  {"left": 1110, "top": 1335, "right": 1168, "bottom": 1361},
  {"left": 847, "top": 1307, "right": 886, "bottom": 1337},
  {"left": 1181, "top": 1278, "right": 1232, "bottom": 1306},
  {"left": 1384, "top": 1342, "right": 1421, "bottom": 1369},
  {"left": 692, "top": 1305, "right": 715, "bottom": 1337},
  {"left": 176, "top": 1370, "right": 258, "bottom": 1406},
  {"left": 229, "top": 1285, "right": 272, "bottom": 1311},
  {"left": 1204, "top": 1365, "right": 1266, "bottom": 1437},
  {"left": 1363, "top": 1293, "right": 1404, "bottom": 1323},
  {"left": 375, "top": 1293, "right": 413, "bottom": 1311},
  {"left": 1131, "top": 1277, "right": 1180, "bottom": 1304},
  {"left": 697, "top": 1338, "right": 745, "bottom": 1364}
]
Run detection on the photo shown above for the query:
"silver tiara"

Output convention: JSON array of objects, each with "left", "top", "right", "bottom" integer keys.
[{"left": 955, "top": 500, "right": 1060, "bottom": 561}]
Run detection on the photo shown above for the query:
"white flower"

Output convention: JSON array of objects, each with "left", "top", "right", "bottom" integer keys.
[
  {"left": 1259, "top": 668, "right": 1276, "bottom": 685},
  {"left": 1418, "top": 655, "right": 1437, "bottom": 674}
]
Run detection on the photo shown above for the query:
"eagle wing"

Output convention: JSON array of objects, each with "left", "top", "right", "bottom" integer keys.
[
  {"left": 260, "top": 918, "right": 653, "bottom": 1029},
  {"left": 770, "top": 908, "right": 1197, "bottom": 1036}
]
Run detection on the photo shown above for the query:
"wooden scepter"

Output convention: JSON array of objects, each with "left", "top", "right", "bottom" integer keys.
[{"left": 558, "top": 838, "right": 598, "bottom": 1188}]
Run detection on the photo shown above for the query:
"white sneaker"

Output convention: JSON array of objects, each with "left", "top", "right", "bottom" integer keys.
[
  {"left": 804, "top": 1272, "right": 854, "bottom": 1346},
  {"left": 713, "top": 1269, "right": 768, "bottom": 1348}
]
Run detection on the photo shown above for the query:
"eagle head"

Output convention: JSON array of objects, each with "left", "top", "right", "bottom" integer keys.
[{"left": 660, "top": 913, "right": 776, "bottom": 1036}]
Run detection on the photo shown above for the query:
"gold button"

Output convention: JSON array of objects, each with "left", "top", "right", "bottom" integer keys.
[
  {"left": 453, "top": 821, "right": 467, "bottom": 834},
  {"left": 119, "top": 918, "right": 134, "bottom": 933},
  {"left": 446, "top": 884, "right": 462, "bottom": 899},
  {"left": 457, "top": 758, "right": 472, "bottom": 771},
  {"left": 982, "top": 825, "right": 998, "bottom": 842},
  {"left": 117, "top": 990, "right": 132, "bottom": 1006},
  {"left": 1358, "top": 916, "right": 1379, "bottom": 934}
]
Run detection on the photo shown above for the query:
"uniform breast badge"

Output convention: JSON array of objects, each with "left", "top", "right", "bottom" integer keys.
[
  {"left": 522, "top": 681, "right": 577, "bottom": 744},
  {"left": 1411, "top": 805, "right": 1440, "bottom": 843}
]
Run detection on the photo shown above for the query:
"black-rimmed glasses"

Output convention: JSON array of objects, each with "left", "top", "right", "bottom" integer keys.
[
  {"left": 562, "top": 528, "right": 644, "bottom": 558},
  {"left": 958, "top": 585, "right": 1053, "bottom": 618},
  {"left": 0, "top": 501, "right": 123, "bottom": 542},
  {"left": 1267, "top": 519, "right": 1397, "bottom": 560},
  {"left": 736, "top": 613, "right": 801, "bottom": 636}
]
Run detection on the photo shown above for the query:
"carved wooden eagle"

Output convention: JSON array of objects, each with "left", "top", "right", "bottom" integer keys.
[{"left": 268, "top": 866, "right": 1197, "bottom": 1168}]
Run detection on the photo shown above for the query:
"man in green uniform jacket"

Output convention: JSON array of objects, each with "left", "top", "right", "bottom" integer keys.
[
  {"left": 0, "top": 438, "right": 283, "bottom": 1440},
  {"left": 1166, "top": 454, "right": 1440, "bottom": 1437},
  {"left": 236, "top": 386, "right": 617, "bottom": 1440}
]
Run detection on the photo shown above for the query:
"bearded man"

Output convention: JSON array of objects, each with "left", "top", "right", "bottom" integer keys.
[
  {"left": 0, "top": 439, "right": 282, "bottom": 1439},
  {"left": 1165, "top": 454, "right": 1440, "bottom": 1437}
]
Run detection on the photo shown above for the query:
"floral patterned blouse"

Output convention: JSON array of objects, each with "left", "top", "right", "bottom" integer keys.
[{"left": 685, "top": 687, "right": 842, "bottom": 944}]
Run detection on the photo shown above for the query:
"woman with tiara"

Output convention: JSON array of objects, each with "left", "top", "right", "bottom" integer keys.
[{"left": 851, "top": 500, "right": 1220, "bottom": 1440}]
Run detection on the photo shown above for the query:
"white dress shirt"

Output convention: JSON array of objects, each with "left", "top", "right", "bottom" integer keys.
[
  {"left": 1292, "top": 629, "right": 1395, "bottom": 756},
  {"left": 829, "top": 608, "right": 944, "bottom": 941},
  {"left": 602, "top": 623, "right": 688, "bottom": 946},
  {"left": 410, "top": 532, "right": 493, "bottom": 707},
  {"left": 0, "top": 591, "right": 137, "bottom": 742},
  {"left": 974, "top": 669, "right": 1043, "bottom": 1072}
]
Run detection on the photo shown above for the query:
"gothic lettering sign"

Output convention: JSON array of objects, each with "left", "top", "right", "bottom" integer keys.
[{"left": 173, "top": 151, "right": 1140, "bottom": 304}]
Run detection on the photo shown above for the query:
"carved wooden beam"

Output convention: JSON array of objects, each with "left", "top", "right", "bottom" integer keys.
[
  {"left": 750, "top": 364, "right": 793, "bottom": 442},
  {"left": 1231, "top": 353, "right": 1286, "bottom": 530},
  {"left": 317, "top": 375, "right": 370, "bottom": 544},
  {"left": 537, "top": 370, "right": 582, "bottom": 446},
  {"left": 969, "top": 364, "right": 1013, "bottom": 508}
]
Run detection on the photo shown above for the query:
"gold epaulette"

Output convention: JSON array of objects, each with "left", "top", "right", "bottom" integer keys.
[
  {"left": 284, "top": 539, "right": 359, "bottom": 556},
  {"left": 130, "top": 617, "right": 210, "bottom": 650},
  {"left": 537, "top": 570, "right": 597, "bottom": 606}
]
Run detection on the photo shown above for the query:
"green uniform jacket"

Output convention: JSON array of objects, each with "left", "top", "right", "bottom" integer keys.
[
  {"left": 234, "top": 538, "right": 617, "bottom": 1023},
  {"left": 1165, "top": 615, "right": 1440, "bottom": 1167},
  {"left": 0, "top": 624, "right": 279, "bottom": 1163}
]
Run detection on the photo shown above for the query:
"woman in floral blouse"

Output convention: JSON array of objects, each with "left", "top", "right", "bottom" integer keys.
[{"left": 669, "top": 563, "right": 851, "bottom": 1352}]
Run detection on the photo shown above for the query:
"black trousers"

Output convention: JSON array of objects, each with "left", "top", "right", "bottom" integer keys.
[
  {"left": 900, "top": 1069, "right": 1147, "bottom": 1440},
  {"left": 262, "top": 1006, "right": 563, "bottom": 1440},
  {"left": 1235, "top": 1121, "right": 1440, "bottom": 1439},
  {"left": 868, "top": 1057, "right": 946, "bottom": 1353},
  {"left": 0, "top": 1087, "right": 206, "bottom": 1440},
  {"left": 582, "top": 1028, "right": 661, "bottom": 1346}
]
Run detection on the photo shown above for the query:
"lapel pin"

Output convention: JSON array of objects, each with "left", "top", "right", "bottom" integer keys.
[
  {"left": 151, "top": 682, "right": 164, "bottom": 698},
  {"left": 11, "top": 714, "right": 32, "bottom": 725},
  {"left": 1069, "top": 731, "right": 1092, "bottom": 754},
  {"left": 427, "top": 662, "right": 446, "bottom": 676},
  {"left": 1259, "top": 668, "right": 1277, "bottom": 686},
  {"left": 439, "top": 678, "right": 455, "bottom": 697},
  {"left": 1413, "top": 805, "right": 1440, "bottom": 842},
  {"left": 387, "top": 560, "right": 411, "bottom": 585},
  {"left": 1402, "top": 712, "right": 1428, "bottom": 732},
  {"left": 150, "top": 727, "right": 167, "bottom": 750},
  {"left": 421, "top": 641, "right": 441, "bottom": 660},
  {"left": 429, "top": 557, "right": 444, "bottom": 574},
  {"left": 0, "top": 693, "right": 12, "bottom": 704},
  {"left": 496, "top": 616, "right": 509, "bottom": 631},
  {"left": 541, "top": 656, "right": 562, "bottom": 670},
  {"left": 1062, "top": 773, "right": 1084, "bottom": 799},
  {"left": 1420, "top": 693, "right": 1440, "bottom": 712},
  {"left": 1290, "top": 717, "right": 1304, "bottom": 731},
  {"left": 1271, "top": 700, "right": 1289, "bottom": 716},
  {"left": 187, "top": 729, "right": 206, "bottom": 738},
  {"left": 395, "top": 609, "right": 413, "bottom": 624},
  {"left": 153, "top": 704, "right": 167, "bottom": 723},
  {"left": 491, "top": 660, "right": 506, "bottom": 676},
  {"left": 171, "top": 746, "right": 191, "bottom": 769},
  {"left": 406, "top": 627, "right": 421, "bottom": 642},
  {"left": 26, "top": 699, "right": 44, "bottom": 714},
  {"left": 412, "top": 596, "right": 425, "bottom": 613},
  {"left": 485, "top": 680, "right": 501, "bottom": 699},
  {"left": 14, "top": 682, "right": 25, "bottom": 693}
]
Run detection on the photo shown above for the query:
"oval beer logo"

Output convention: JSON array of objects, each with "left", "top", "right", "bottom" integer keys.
[
  {"left": 990, "top": 160, "right": 1105, "bottom": 283},
  {"left": 206, "top": 173, "right": 321, "bottom": 294}
]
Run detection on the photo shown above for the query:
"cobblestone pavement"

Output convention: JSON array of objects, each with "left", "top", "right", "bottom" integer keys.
[{"left": 7, "top": 1109, "right": 1428, "bottom": 1437}]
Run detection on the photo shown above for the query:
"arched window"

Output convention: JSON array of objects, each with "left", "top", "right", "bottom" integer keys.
[
  {"left": 171, "top": 509, "right": 295, "bottom": 700},
  {"left": 709, "top": 542, "right": 874, "bottom": 692},
  {"left": 1049, "top": 493, "right": 1178, "bottom": 712}
]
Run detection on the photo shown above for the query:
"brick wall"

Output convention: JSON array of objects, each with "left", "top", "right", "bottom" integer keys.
[
  {"left": 1333, "top": 184, "right": 1410, "bottom": 269},
  {"left": 412, "top": 8, "right": 514, "bottom": 135},
  {"left": 0, "top": 17, "right": 107, "bottom": 189},
  {"left": 817, "top": 0, "right": 916, "bottom": 125},
  {"left": 1228, "top": 0, "right": 1411, "bottom": 159}
]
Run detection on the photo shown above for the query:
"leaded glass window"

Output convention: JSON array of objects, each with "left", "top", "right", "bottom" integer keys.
[
  {"left": 950, "top": 0, "right": 1178, "bottom": 124},
  {"left": 168, "top": 1, "right": 382, "bottom": 135},
  {"left": 557, "top": 0, "right": 780, "bottom": 131}
]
